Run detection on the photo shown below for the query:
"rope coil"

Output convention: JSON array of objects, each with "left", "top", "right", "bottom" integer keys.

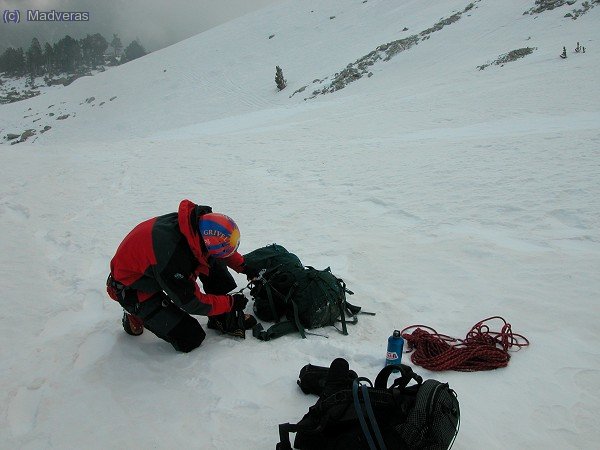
[{"left": 401, "top": 316, "right": 529, "bottom": 372}]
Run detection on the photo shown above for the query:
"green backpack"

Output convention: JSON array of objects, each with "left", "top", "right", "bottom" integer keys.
[{"left": 243, "top": 244, "right": 368, "bottom": 340}]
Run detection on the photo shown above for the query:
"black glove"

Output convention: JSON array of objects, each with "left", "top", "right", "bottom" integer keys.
[{"left": 230, "top": 293, "right": 248, "bottom": 311}]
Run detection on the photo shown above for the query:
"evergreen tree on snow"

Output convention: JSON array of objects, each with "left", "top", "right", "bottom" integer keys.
[
  {"left": 26, "top": 38, "right": 43, "bottom": 77},
  {"left": 124, "top": 40, "right": 147, "bottom": 62},
  {"left": 275, "top": 65, "right": 287, "bottom": 90},
  {"left": 110, "top": 34, "right": 123, "bottom": 57}
]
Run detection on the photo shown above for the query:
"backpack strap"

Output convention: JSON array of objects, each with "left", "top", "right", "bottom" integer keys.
[
  {"left": 289, "top": 297, "right": 307, "bottom": 338},
  {"left": 309, "top": 267, "right": 351, "bottom": 336},
  {"left": 276, "top": 423, "right": 296, "bottom": 450},
  {"left": 252, "top": 321, "right": 299, "bottom": 341},
  {"left": 255, "top": 266, "right": 284, "bottom": 323},
  {"left": 332, "top": 274, "right": 379, "bottom": 332},
  {"left": 361, "top": 383, "right": 388, "bottom": 450},
  {"left": 346, "top": 301, "right": 376, "bottom": 316},
  {"left": 352, "top": 377, "right": 387, "bottom": 450},
  {"left": 263, "top": 279, "right": 279, "bottom": 323},
  {"left": 338, "top": 286, "right": 349, "bottom": 336},
  {"left": 374, "top": 364, "right": 423, "bottom": 390}
]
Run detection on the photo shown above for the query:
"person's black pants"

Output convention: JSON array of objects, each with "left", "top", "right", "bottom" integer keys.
[
  {"left": 126, "top": 294, "right": 205, "bottom": 352},
  {"left": 120, "top": 259, "right": 237, "bottom": 353}
]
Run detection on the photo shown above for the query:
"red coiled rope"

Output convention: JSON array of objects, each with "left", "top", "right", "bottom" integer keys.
[{"left": 401, "top": 316, "right": 530, "bottom": 372}]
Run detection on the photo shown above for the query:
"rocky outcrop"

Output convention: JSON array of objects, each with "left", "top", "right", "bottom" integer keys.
[
  {"left": 8, "top": 129, "right": 36, "bottom": 145},
  {"left": 524, "top": 0, "right": 599, "bottom": 18},
  {"left": 477, "top": 47, "right": 537, "bottom": 70}
]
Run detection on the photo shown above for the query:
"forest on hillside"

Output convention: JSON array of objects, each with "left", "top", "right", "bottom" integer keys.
[{"left": 0, "top": 33, "right": 147, "bottom": 79}]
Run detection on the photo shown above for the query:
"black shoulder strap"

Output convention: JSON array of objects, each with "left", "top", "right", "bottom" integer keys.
[
  {"left": 352, "top": 377, "right": 387, "bottom": 450},
  {"left": 374, "top": 364, "right": 423, "bottom": 390},
  {"left": 254, "top": 265, "right": 284, "bottom": 323},
  {"left": 276, "top": 423, "right": 296, "bottom": 450}
]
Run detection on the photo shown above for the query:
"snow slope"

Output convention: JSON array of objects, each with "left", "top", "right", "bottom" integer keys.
[{"left": 1, "top": 0, "right": 599, "bottom": 448}]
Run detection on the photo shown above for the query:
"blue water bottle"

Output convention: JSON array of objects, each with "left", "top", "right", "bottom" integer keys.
[{"left": 386, "top": 330, "right": 404, "bottom": 370}]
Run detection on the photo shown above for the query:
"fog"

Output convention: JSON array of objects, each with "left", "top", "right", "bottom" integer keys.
[{"left": 0, "top": 0, "right": 281, "bottom": 53}]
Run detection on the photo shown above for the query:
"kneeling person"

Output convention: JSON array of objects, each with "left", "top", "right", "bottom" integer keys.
[{"left": 106, "top": 199, "right": 256, "bottom": 352}]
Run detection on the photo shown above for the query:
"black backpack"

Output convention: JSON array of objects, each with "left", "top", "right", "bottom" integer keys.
[
  {"left": 277, "top": 358, "right": 460, "bottom": 450},
  {"left": 243, "top": 244, "right": 368, "bottom": 340}
]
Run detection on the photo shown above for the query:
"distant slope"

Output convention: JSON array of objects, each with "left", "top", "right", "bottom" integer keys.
[{"left": 0, "top": 0, "right": 598, "bottom": 145}]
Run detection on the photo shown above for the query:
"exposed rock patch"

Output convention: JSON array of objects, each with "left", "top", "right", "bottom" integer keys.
[
  {"left": 0, "top": 89, "right": 40, "bottom": 105},
  {"left": 477, "top": 47, "right": 537, "bottom": 70},
  {"left": 524, "top": 0, "right": 599, "bottom": 18},
  {"left": 9, "top": 129, "right": 36, "bottom": 145}
]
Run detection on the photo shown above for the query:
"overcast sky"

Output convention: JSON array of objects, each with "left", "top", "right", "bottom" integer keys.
[{"left": 0, "top": 0, "right": 281, "bottom": 52}]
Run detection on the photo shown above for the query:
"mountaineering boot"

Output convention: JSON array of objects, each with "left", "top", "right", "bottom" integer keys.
[
  {"left": 243, "top": 313, "right": 258, "bottom": 330},
  {"left": 122, "top": 310, "right": 144, "bottom": 336},
  {"left": 207, "top": 313, "right": 226, "bottom": 332},
  {"left": 207, "top": 315, "right": 224, "bottom": 332}
]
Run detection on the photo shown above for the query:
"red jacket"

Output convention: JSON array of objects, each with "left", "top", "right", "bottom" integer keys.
[{"left": 110, "top": 199, "right": 244, "bottom": 316}]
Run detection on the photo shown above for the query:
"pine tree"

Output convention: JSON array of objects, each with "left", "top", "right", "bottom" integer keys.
[
  {"left": 0, "top": 47, "right": 26, "bottom": 76},
  {"left": 81, "top": 33, "right": 108, "bottom": 68},
  {"left": 110, "top": 34, "right": 123, "bottom": 57},
  {"left": 26, "top": 38, "right": 43, "bottom": 77},
  {"left": 54, "top": 35, "right": 82, "bottom": 73},
  {"left": 275, "top": 65, "right": 286, "bottom": 90},
  {"left": 43, "top": 42, "right": 54, "bottom": 74},
  {"left": 14, "top": 48, "right": 26, "bottom": 76},
  {"left": 560, "top": 46, "right": 567, "bottom": 59},
  {"left": 124, "top": 40, "right": 146, "bottom": 62}
]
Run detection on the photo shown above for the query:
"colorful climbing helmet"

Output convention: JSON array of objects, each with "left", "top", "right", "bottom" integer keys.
[{"left": 198, "top": 213, "right": 240, "bottom": 258}]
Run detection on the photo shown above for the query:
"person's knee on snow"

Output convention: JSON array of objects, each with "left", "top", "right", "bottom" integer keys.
[{"left": 167, "top": 315, "right": 206, "bottom": 353}]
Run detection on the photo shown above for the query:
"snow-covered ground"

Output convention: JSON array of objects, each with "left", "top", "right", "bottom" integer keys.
[{"left": 1, "top": 0, "right": 599, "bottom": 448}]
